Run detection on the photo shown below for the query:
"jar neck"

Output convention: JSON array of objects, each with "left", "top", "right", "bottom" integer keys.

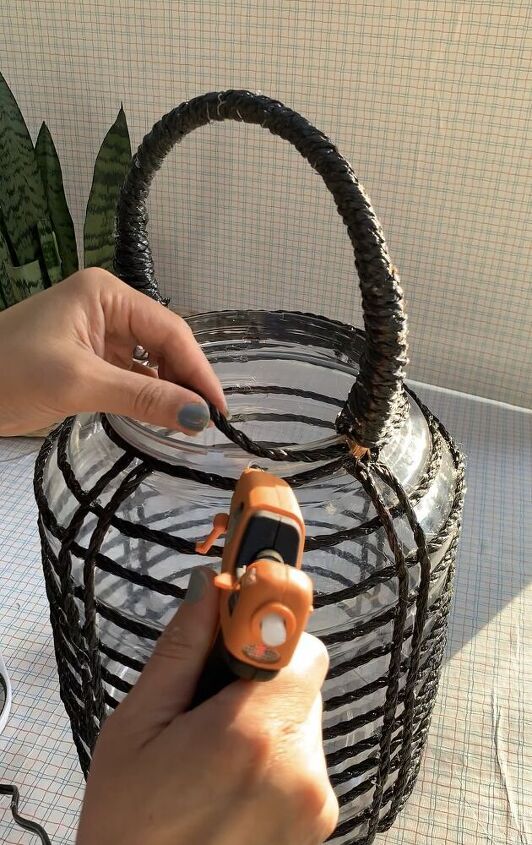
[
  {"left": 104, "top": 412, "right": 346, "bottom": 482},
  {"left": 102, "top": 310, "right": 420, "bottom": 488}
]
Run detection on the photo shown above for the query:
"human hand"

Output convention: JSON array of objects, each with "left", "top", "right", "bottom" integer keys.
[
  {"left": 0, "top": 268, "right": 227, "bottom": 436},
  {"left": 77, "top": 568, "right": 338, "bottom": 845}
]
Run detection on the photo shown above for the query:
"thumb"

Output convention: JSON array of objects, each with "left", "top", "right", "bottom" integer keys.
[
  {"left": 120, "top": 568, "right": 219, "bottom": 733},
  {"left": 86, "top": 358, "right": 212, "bottom": 434}
]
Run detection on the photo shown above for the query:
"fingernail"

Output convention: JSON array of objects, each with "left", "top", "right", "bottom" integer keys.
[
  {"left": 185, "top": 569, "right": 209, "bottom": 604},
  {"left": 178, "top": 402, "right": 210, "bottom": 432}
]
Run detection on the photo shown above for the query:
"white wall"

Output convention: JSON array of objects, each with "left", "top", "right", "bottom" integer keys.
[{"left": 1, "top": 1, "right": 530, "bottom": 406}]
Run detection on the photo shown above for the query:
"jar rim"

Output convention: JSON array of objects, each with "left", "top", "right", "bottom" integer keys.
[
  {"left": 186, "top": 308, "right": 365, "bottom": 353},
  {"left": 106, "top": 413, "right": 346, "bottom": 464},
  {"left": 107, "top": 309, "right": 363, "bottom": 466}
]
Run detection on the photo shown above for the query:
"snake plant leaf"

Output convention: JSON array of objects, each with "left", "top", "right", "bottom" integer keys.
[
  {"left": 37, "top": 218, "right": 63, "bottom": 284},
  {"left": 84, "top": 105, "right": 131, "bottom": 271},
  {"left": 0, "top": 266, "right": 15, "bottom": 307},
  {"left": 0, "top": 226, "right": 16, "bottom": 306},
  {"left": 6, "top": 259, "right": 46, "bottom": 299},
  {"left": 4, "top": 266, "right": 27, "bottom": 302},
  {"left": 0, "top": 72, "right": 49, "bottom": 284},
  {"left": 35, "top": 122, "right": 78, "bottom": 278}
]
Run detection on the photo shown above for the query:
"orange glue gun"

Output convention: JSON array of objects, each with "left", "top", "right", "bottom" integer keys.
[{"left": 191, "top": 467, "right": 313, "bottom": 705}]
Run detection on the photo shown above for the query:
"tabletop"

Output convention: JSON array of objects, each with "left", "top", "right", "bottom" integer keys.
[{"left": 0, "top": 384, "right": 530, "bottom": 845}]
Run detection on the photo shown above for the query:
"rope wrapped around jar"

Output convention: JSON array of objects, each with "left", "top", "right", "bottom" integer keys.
[{"left": 34, "top": 91, "right": 465, "bottom": 845}]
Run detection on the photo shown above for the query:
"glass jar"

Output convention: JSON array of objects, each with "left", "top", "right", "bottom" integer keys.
[
  {"left": 36, "top": 90, "right": 465, "bottom": 844},
  {"left": 37, "top": 309, "right": 461, "bottom": 844}
]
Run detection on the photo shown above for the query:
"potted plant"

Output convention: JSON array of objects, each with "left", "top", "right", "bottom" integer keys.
[{"left": 0, "top": 73, "right": 132, "bottom": 436}]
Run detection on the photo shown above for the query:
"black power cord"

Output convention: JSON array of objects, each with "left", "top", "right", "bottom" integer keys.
[{"left": 0, "top": 784, "right": 52, "bottom": 844}]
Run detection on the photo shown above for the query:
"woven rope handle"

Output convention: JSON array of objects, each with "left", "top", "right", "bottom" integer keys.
[{"left": 114, "top": 90, "right": 408, "bottom": 448}]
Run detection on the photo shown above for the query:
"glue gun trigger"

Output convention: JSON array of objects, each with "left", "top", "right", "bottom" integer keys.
[{"left": 213, "top": 572, "right": 239, "bottom": 591}]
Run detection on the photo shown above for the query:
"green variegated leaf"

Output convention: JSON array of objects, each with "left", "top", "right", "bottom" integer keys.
[
  {"left": 0, "top": 208, "right": 14, "bottom": 259},
  {"left": 0, "top": 226, "right": 16, "bottom": 306},
  {"left": 6, "top": 259, "right": 46, "bottom": 299},
  {"left": 0, "top": 266, "right": 16, "bottom": 307},
  {"left": 37, "top": 218, "right": 62, "bottom": 284},
  {"left": 5, "top": 266, "right": 27, "bottom": 302},
  {"left": 0, "top": 72, "right": 49, "bottom": 285},
  {"left": 35, "top": 122, "right": 78, "bottom": 278},
  {"left": 84, "top": 106, "right": 131, "bottom": 271}
]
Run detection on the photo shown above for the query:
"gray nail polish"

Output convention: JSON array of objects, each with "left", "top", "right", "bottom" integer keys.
[
  {"left": 178, "top": 403, "right": 210, "bottom": 432},
  {"left": 185, "top": 569, "right": 208, "bottom": 604}
]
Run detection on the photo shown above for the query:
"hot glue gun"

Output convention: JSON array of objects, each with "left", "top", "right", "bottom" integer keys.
[{"left": 191, "top": 467, "right": 313, "bottom": 706}]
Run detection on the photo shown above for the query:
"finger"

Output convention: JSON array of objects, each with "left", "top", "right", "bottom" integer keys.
[
  {"left": 129, "top": 361, "right": 159, "bottom": 378},
  {"left": 120, "top": 568, "right": 219, "bottom": 731},
  {"left": 303, "top": 698, "right": 338, "bottom": 843},
  {"left": 255, "top": 632, "right": 329, "bottom": 704},
  {"left": 308, "top": 692, "right": 325, "bottom": 746},
  {"left": 121, "top": 290, "right": 227, "bottom": 414},
  {"left": 87, "top": 357, "right": 213, "bottom": 434},
  {"left": 316, "top": 787, "right": 340, "bottom": 843},
  {"left": 219, "top": 632, "right": 329, "bottom": 720}
]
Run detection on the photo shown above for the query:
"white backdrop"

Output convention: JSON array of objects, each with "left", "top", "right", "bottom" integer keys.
[{"left": 1, "top": 1, "right": 530, "bottom": 407}]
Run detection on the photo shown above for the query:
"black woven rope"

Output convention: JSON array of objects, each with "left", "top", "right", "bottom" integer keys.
[
  {"left": 331, "top": 564, "right": 456, "bottom": 842},
  {"left": 207, "top": 403, "right": 349, "bottom": 463},
  {"left": 97, "top": 89, "right": 466, "bottom": 841},
  {"left": 64, "top": 409, "right": 457, "bottom": 612},
  {"left": 99, "top": 412, "right": 346, "bottom": 492},
  {"left": 370, "top": 460, "right": 432, "bottom": 819},
  {"left": 343, "top": 457, "right": 410, "bottom": 840},
  {"left": 114, "top": 90, "right": 408, "bottom": 449},
  {"left": 34, "top": 370, "right": 464, "bottom": 844},
  {"left": 81, "top": 463, "right": 153, "bottom": 725}
]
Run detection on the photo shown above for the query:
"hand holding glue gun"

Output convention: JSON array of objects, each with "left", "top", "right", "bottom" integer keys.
[{"left": 80, "top": 474, "right": 337, "bottom": 844}]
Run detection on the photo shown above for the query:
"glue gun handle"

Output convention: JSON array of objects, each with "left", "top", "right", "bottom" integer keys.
[
  {"left": 190, "top": 633, "right": 278, "bottom": 708},
  {"left": 190, "top": 632, "right": 239, "bottom": 708}
]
